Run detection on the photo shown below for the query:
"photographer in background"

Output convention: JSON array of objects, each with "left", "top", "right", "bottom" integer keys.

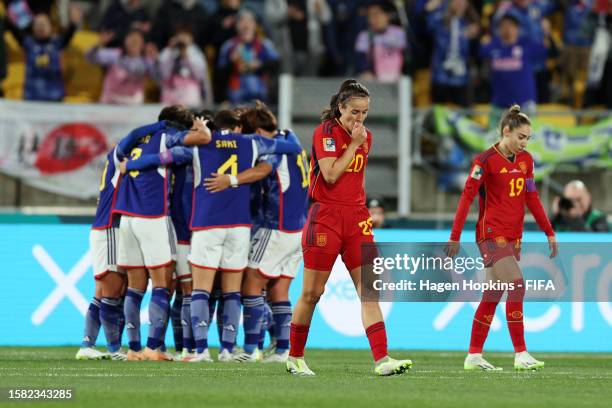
[
  {"left": 367, "top": 196, "right": 388, "bottom": 229},
  {"left": 551, "top": 180, "right": 609, "bottom": 232}
]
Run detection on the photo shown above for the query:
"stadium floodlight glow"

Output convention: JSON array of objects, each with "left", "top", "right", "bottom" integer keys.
[{"left": 30, "top": 245, "right": 90, "bottom": 325}]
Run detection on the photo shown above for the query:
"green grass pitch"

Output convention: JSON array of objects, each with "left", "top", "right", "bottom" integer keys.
[{"left": 0, "top": 348, "right": 610, "bottom": 408}]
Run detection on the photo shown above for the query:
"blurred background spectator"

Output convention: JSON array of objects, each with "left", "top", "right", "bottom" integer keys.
[
  {"left": 159, "top": 29, "right": 212, "bottom": 107},
  {"left": 551, "top": 180, "right": 609, "bottom": 232},
  {"left": 367, "top": 196, "right": 387, "bottom": 228},
  {"left": 354, "top": 0, "right": 408, "bottom": 82},
  {"left": 426, "top": 0, "right": 479, "bottom": 106},
  {"left": 584, "top": 0, "right": 612, "bottom": 109},
  {"left": 150, "top": 0, "right": 209, "bottom": 51},
  {"left": 87, "top": 28, "right": 156, "bottom": 104},
  {"left": 4, "top": 1, "right": 82, "bottom": 101},
  {"left": 217, "top": 9, "right": 279, "bottom": 104},
  {"left": 98, "top": 0, "right": 151, "bottom": 48},
  {"left": 0, "top": 10, "right": 6, "bottom": 96}
]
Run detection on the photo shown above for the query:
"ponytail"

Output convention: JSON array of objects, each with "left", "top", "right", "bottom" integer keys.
[{"left": 321, "top": 79, "right": 370, "bottom": 122}]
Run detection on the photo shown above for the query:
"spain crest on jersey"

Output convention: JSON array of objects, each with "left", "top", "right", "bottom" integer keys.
[
  {"left": 519, "top": 161, "right": 528, "bottom": 174},
  {"left": 323, "top": 138, "right": 336, "bottom": 152}
]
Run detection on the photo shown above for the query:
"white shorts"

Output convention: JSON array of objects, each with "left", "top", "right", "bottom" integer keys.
[
  {"left": 189, "top": 227, "right": 250, "bottom": 272},
  {"left": 176, "top": 244, "right": 192, "bottom": 282},
  {"left": 248, "top": 228, "right": 302, "bottom": 279},
  {"left": 117, "top": 216, "right": 177, "bottom": 269},
  {"left": 89, "top": 228, "right": 122, "bottom": 279}
]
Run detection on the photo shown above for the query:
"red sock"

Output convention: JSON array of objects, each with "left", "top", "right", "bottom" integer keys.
[
  {"left": 469, "top": 301, "right": 499, "bottom": 354},
  {"left": 506, "top": 279, "right": 526, "bottom": 352},
  {"left": 366, "top": 321, "right": 387, "bottom": 362},
  {"left": 289, "top": 323, "right": 310, "bottom": 357}
]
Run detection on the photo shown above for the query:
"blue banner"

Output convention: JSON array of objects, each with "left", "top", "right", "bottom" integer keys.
[{"left": 0, "top": 225, "right": 610, "bottom": 351}]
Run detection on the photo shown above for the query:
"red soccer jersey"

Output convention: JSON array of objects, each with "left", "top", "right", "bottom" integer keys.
[
  {"left": 450, "top": 144, "right": 554, "bottom": 242},
  {"left": 309, "top": 119, "right": 373, "bottom": 206}
]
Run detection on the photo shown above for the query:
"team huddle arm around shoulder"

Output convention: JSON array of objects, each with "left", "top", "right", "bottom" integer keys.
[
  {"left": 125, "top": 146, "right": 193, "bottom": 171},
  {"left": 253, "top": 134, "right": 302, "bottom": 156},
  {"left": 116, "top": 120, "right": 168, "bottom": 159},
  {"left": 450, "top": 161, "right": 485, "bottom": 241}
]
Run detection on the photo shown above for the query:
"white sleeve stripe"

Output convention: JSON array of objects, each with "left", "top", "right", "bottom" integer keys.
[
  {"left": 193, "top": 147, "right": 201, "bottom": 187},
  {"left": 251, "top": 139, "right": 258, "bottom": 168}
]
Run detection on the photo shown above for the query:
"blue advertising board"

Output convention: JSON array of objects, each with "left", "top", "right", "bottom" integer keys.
[{"left": 0, "top": 225, "right": 610, "bottom": 351}]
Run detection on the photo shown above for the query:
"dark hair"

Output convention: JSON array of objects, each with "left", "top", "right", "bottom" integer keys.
[
  {"left": 213, "top": 110, "right": 242, "bottom": 131},
  {"left": 498, "top": 13, "right": 520, "bottom": 27},
  {"left": 320, "top": 79, "right": 370, "bottom": 122},
  {"left": 241, "top": 101, "right": 277, "bottom": 134},
  {"left": 158, "top": 105, "right": 194, "bottom": 130},
  {"left": 499, "top": 104, "right": 531, "bottom": 137}
]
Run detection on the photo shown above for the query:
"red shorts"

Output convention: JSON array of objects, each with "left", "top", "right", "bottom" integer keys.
[
  {"left": 302, "top": 203, "right": 375, "bottom": 271},
  {"left": 478, "top": 237, "right": 521, "bottom": 267}
]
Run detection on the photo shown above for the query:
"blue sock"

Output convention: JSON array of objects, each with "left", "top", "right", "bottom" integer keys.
[
  {"left": 100, "top": 297, "right": 123, "bottom": 353},
  {"left": 118, "top": 298, "right": 125, "bottom": 346},
  {"left": 259, "top": 302, "right": 273, "bottom": 350},
  {"left": 271, "top": 301, "right": 292, "bottom": 353},
  {"left": 221, "top": 292, "right": 241, "bottom": 353},
  {"left": 171, "top": 293, "right": 183, "bottom": 352},
  {"left": 124, "top": 288, "right": 144, "bottom": 351},
  {"left": 216, "top": 295, "right": 224, "bottom": 343},
  {"left": 242, "top": 296, "right": 264, "bottom": 354},
  {"left": 147, "top": 287, "right": 170, "bottom": 350},
  {"left": 159, "top": 301, "right": 170, "bottom": 352},
  {"left": 181, "top": 296, "right": 194, "bottom": 352},
  {"left": 191, "top": 290, "right": 210, "bottom": 353},
  {"left": 81, "top": 297, "right": 101, "bottom": 347}
]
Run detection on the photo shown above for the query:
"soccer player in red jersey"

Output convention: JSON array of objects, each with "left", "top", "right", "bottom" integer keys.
[
  {"left": 446, "top": 104, "right": 559, "bottom": 371},
  {"left": 286, "top": 79, "right": 412, "bottom": 376}
]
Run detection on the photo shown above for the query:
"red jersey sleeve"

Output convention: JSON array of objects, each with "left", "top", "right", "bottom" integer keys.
[
  {"left": 450, "top": 159, "right": 486, "bottom": 241},
  {"left": 524, "top": 158, "right": 555, "bottom": 237},
  {"left": 312, "top": 123, "right": 341, "bottom": 160}
]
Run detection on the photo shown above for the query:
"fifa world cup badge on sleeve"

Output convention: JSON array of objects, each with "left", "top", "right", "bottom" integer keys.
[
  {"left": 470, "top": 165, "right": 483, "bottom": 180},
  {"left": 323, "top": 138, "right": 336, "bottom": 152}
]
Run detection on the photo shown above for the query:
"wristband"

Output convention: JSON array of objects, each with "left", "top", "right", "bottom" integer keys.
[{"left": 229, "top": 175, "right": 239, "bottom": 188}]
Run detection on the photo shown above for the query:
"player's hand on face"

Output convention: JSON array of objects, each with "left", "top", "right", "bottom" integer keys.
[
  {"left": 119, "top": 159, "right": 128, "bottom": 175},
  {"left": 351, "top": 121, "right": 367, "bottom": 147},
  {"left": 204, "top": 173, "right": 231, "bottom": 193},
  {"left": 547, "top": 235, "right": 558, "bottom": 258},
  {"left": 444, "top": 240, "right": 460, "bottom": 258}
]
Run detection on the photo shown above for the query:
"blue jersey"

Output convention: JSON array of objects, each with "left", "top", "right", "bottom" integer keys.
[
  {"left": 170, "top": 149, "right": 195, "bottom": 244},
  {"left": 23, "top": 37, "right": 65, "bottom": 101},
  {"left": 114, "top": 127, "right": 187, "bottom": 218},
  {"left": 564, "top": 1, "right": 594, "bottom": 46},
  {"left": 428, "top": 13, "right": 472, "bottom": 87},
  {"left": 259, "top": 131, "right": 309, "bottom": 232},
  {"left": 191, "top": 130, "right": 301, "bottom": 230},
  {"left": 480, "top": 38, "right": 546, "bottom": 107},
  {"left": 92, "top": 121, "right": 168, "bottom": 229}
]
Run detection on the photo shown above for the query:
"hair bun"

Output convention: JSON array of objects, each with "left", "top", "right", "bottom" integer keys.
[{"left": 509, "top": 104, "right": 521, "bottom": 114}]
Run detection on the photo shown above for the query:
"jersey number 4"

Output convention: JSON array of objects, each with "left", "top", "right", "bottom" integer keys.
[{"left": 218, "top": 154, "right": 238, "bottom": 176}]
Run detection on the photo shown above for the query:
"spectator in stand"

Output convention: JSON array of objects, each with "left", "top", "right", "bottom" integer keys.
[
  {"left": 321, "top": 0, "right": 368, "bottom": 76},
  {"left": 217, "top": 9, "right": 279, "bottom": 104},
  {"left": 0, "top": 12, "right": 6, "bottom": 97},
  {"left": 159, "top": 29, "right": 213, "bottom": 107},
  {"left": 551, "top": 180, "right": 609, "bottom": 232},
  {"left": 585, "top": 0, "right": 612, "bottom": 108},
  {"left": 150, "top": 0, "right": 209, "bottom": 50},
  {"left": 559, "top": 0, "right": 595, "bottom": 107},
  {"left": 480, "top": 14, "right": 546, "bottom": 127},
  {"left": 426, "top": 0, "right": 479, "bottom": 106},
  {"left": 207, "top": 0, "right": 241, "bottom": 103},
  {"left": 5, "top": 2, "right": 82, "bottom": 101},
  {"left": 354, "top": 0, "right": 407, "bottom": 83},
  {"left": 264, "top": 0, "right": 329, "bottom": 75},
  {"left": 367, "top": 196, "right": 388, "bottom": 229},
  {"left": 99, "top": 0, "right": 151, "bottom": 48},
  {"left": 87, "top": 29, "right": 157, "bottom": 104},
  {"left": 494, "top": 0, "right": 557, "bottom": 103}
]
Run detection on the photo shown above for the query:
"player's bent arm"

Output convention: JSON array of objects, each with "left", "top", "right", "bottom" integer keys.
[
  {"left": 123, "top": 146, "right": 193, "bottom": 173},
  {"left": 318, "top": 143, "right": 359, "bottom": 184},
  {"left": 203, "top": 162, "right": 273, "bottom": 193},
  {"left": 117, "top": 120, "right": 167, "bottom": 158},
  {"left": 449, "top": 162, "right": 485, "bottom": 241},
  {"left": 182, "top": 118, "right": 212, "bottom": 146}
]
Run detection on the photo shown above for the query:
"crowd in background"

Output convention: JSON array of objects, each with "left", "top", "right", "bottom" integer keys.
[{"left": 0, "top": 0, "right": 611, "bottom": 108}]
